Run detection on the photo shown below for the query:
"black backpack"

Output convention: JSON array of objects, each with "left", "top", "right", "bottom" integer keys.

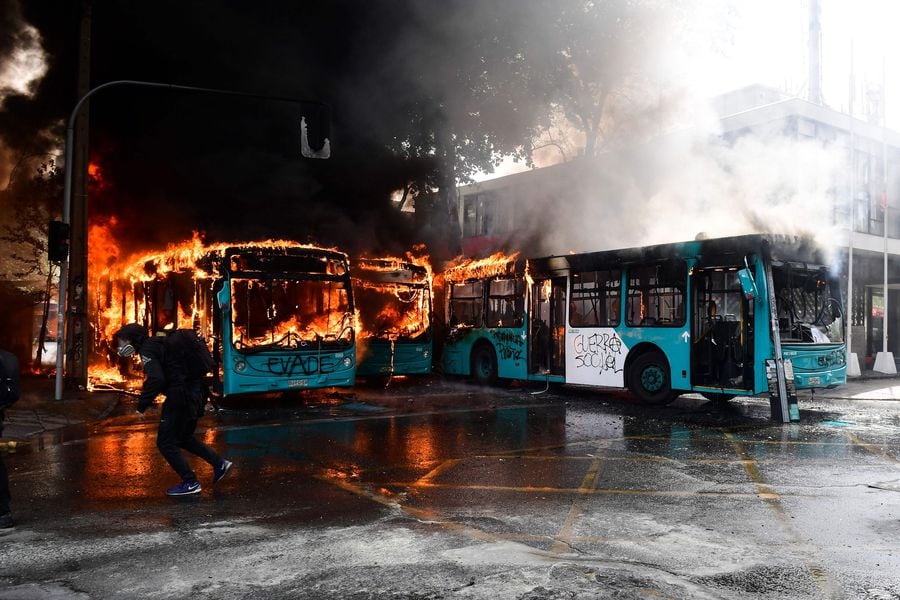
[
  {"left": 166, "top": 329, "right": 216, "bottom": 382},
  {"left": 0, "top": 349, "right": 21, "bottom": 410}
]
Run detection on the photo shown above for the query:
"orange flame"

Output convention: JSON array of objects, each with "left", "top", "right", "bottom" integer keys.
[
  {"left": 88, "top": 229, "right": 350, "bottom": 388},
  {"left": 352, "top": 254, "right": 433, "bottom": 342},
  {"left": 440, "top": 251, "right": 520, "bottom": 283}
]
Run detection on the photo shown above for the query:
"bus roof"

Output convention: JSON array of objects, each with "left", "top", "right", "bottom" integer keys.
[{"left": 528, "top": 233, "right": 829, "bottom": 275}]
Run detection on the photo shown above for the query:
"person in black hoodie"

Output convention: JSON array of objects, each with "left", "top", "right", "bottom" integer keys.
[{"left": 114, "top": 324, "right": 232, "bottom": 497}]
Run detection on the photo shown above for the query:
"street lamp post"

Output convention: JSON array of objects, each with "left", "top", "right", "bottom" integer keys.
[
  {"left": 873, "top": 59, "right": 897, "bottom": 375},
  {"left": 54, "top": 80, "right": 330, "bottom": 399}
]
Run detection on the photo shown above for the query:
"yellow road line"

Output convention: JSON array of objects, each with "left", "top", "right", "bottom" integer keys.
[
  {"left": 723, "top": 430, "right": 835, "bottom": 598},
  {"left": 843, "top": 432, "right": 900, "bottom": 464},
  {"left": 415, "top": 458, "right": 460, "bottom": 485},
  {"left": 550, "top": 447, "right": 605, "bottom": 554}
]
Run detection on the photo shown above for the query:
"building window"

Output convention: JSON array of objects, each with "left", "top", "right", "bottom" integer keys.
[{"left": 462, "top": 192, "right": 498, "bottom": 237}]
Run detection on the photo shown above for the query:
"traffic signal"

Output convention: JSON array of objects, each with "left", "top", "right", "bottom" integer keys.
[{"left": 48, "top": 220, "right": 70, "bottom": 262}]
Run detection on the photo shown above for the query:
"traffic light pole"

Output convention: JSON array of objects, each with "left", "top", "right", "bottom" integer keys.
[{"left": 54, "top": 80, "right": 329, "bottom": 400}]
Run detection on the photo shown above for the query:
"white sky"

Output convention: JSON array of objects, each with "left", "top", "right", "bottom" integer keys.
[
  {"left": 479, "top": 0, "right": 900, "bottom": 182},
  {"left": 701, "top": 0, "right": 900, "bottom": 119}
]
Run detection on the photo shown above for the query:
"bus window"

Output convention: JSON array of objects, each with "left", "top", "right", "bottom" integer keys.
[
  {"left": 449, "top": 281, "right": 484, "bottom": 327},
  {"left": 626, "top": 261, "right": 686, "bottom": 327},
  {"left": 230, "top": 278, "right": 352, "bottom": 350},
  {"left": 487, "top": 278, "right": 523, "bottom": 328},
  {"left": 773, "top": 263, "right": 843, "bottom": 343},
  {"left": 569, "top": 269, "right": 621, "bottom": 327}
]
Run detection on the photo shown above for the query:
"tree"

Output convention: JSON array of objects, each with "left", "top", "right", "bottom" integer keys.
[
  {"left": 370, "top": 0, "right": 688, "bottom": 257},
  {"left": 0, "top": 158, "right": 63, "bottom": 370}
]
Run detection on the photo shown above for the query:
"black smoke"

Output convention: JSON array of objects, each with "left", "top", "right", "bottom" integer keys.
[{"left": 6, "top": 1, "right": 480, "bottom": 257}]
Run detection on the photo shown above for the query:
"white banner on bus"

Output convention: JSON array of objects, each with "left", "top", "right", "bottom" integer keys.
[{"left": 565, "top": 327, "right": 627, "bottom": 387}]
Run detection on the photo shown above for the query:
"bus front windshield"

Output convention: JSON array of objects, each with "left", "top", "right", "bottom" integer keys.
[
  {"left": 230, "top": 277, "right": 353, "bottom": 351},
  {"left": 773, "top": 263, "right": 843, "bottom": 343},
  {"left": 356, "top": 283, "right": 431, "bottom": 341}
]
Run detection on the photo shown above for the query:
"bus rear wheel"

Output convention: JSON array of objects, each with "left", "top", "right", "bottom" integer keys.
[
  {"left": 471, "top": 344, "right": 498, "bottom": 386},
  {"left": 629, "top": 352, "right": 677, "bottom": 405}
]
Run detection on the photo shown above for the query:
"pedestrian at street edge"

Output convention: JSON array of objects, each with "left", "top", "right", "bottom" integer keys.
[
  {"left": 114, "top": 324, "right": 232, "bottom": 497},
  {"left": 0, "top": 347, "right": 20, "bottom": 528}
]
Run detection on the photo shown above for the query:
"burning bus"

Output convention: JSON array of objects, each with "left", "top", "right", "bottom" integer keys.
[
  {"left": 351, "top": 257, "right": 433, "bottom": 378},
  {"left": 441, "top": 236, "right": 846, "bottom": 420},
  {"left": 93, "top": 238, "right": 356, "bottom": 396}
]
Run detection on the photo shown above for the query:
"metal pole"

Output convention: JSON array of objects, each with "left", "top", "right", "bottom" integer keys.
[
  {"left": 846, "top": 42, "right": 855, "bottom": 370},
  {"left": 873, "top": 56, "right": 897, "bottom": 374},
  {"left": 765, "top": 255, "right": 791, "bottom": 423},
  {"left": 54, "top": 80, "right": 322, "bottom": 399},
  {"left": 882, "top": 56, "right": 889, "bottom": 355}
]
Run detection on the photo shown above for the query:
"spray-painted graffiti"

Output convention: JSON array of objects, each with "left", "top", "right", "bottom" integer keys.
[
  {"left": 572, "top": 332, "right": 623, "bottom": 373},
  {"left": 492, "top": 330, "right": 524, "bottom": 361},
  {"left": 264, "top": 354, "right": 341, "bottom": 376}
]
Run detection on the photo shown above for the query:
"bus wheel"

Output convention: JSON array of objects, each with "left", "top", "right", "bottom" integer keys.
[
  {"left": 700, "top": 392, "right": 734, "bottom": 403},
  {"left": 471, "top": 344, "right": 498, "bottom": 386},
  {"left": 629, "top": 352, "right": 676, "bottom": 405}
]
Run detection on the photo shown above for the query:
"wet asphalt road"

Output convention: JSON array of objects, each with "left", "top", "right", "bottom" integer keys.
[{"left": 2, "top": 378, "right": 900, "bottom": 599}]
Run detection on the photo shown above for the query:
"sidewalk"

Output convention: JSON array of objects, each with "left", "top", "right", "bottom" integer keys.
[
  {"left": 1, "top": 372, "right": 899, "bottom": 445},
  {"left": 0, "top": 376, "right": 121, "bottom": 443}
]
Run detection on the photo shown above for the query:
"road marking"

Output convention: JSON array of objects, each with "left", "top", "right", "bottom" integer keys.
[
  {"left": 550, "top": 445, "right": 606, "bottom": 554},
  {"left": 843, "top": 432, "right": 900, "bottom": 464},
  {"left": 415, "top": 458, "right": 460, "bottom": 485},
  {"left": 723, "top": 429, "right": 836, "bottom": 598}
]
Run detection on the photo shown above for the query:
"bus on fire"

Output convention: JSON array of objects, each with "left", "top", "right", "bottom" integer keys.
[
  {"left": 94, "top": 241, "right": 356, "bottom": 397},
  {"left": 352, "top": 258, "right": 433, "bottom": 378},
  {"left": 441, "top": 234, "right": 846, "bottom": 405}
]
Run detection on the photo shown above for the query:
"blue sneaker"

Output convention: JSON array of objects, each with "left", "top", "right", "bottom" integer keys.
[
  {"left": 213, "top": 459, "right": 233, "bottom": 484},
  {"left": 166, "top": 480, "right": 201, "bottom": 496}
]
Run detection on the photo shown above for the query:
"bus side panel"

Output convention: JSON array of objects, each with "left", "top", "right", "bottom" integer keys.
[
  {"left": 565, "top": 327, "right": 627, "bottom": 387},
  {"left": 488, "top": 328, "right": 529, "bottom": 379},
  {"left": 619, "top": 328, "right": 692, "bottom": 391},
  {"left": 442, "top": 328, "right": 528, "bottom": 380}
]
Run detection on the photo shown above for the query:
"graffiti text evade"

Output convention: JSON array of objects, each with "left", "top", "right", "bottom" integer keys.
[{"left": 264, "top": 354, "right": 342, "bottom": 376}]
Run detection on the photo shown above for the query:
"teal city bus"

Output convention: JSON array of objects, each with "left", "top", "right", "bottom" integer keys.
[
  {"left": 95, "top": 241, "right": 356, "bottom": 396},
  {"left": 352, "top": 258, "right": 433, "bottom": 378},
  {"left": 442, "top": 234, "right": 846, "bottom": 405}
]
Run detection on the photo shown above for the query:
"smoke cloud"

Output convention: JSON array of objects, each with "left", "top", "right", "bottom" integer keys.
[{"left": 1, "top": 1, "right": 854, "bottom": 269}]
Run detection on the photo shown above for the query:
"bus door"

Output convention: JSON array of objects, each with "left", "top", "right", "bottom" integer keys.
[
  {"left": 530, "top": 277, "right": 566, "bottom": 375},
  {"left": 691, "top": 267, "right": 754, "bottom": 392}
]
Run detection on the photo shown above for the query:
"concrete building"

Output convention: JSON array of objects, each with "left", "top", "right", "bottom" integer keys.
[{"left": 454, "top": 85, "right": 900, "bottom": 373}]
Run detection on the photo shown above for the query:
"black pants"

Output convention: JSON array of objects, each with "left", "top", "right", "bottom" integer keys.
[
  {"left": 156, "top": 388, "right": 221, "bottom": 483},
  {"left": 0, "top": 415, "right": 9, "bottom": 515}
]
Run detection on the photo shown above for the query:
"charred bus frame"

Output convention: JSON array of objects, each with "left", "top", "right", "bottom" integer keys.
[
  {"left": 352, "top": 258, "right": 433, "bottom": 378},
  {"left": 98, "top": 243, "right": 356, "bottom": 396}
]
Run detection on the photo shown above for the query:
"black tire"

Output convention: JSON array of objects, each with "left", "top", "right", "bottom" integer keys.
[
  {"left": 470, "top": 344, "right": 498, "bottom": 386},
  {"left": 629, "top": 351, "right": 677, "bottom": 405},
  {"left": 700, "top": 392, "right": 735, "bottom": 403}
]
